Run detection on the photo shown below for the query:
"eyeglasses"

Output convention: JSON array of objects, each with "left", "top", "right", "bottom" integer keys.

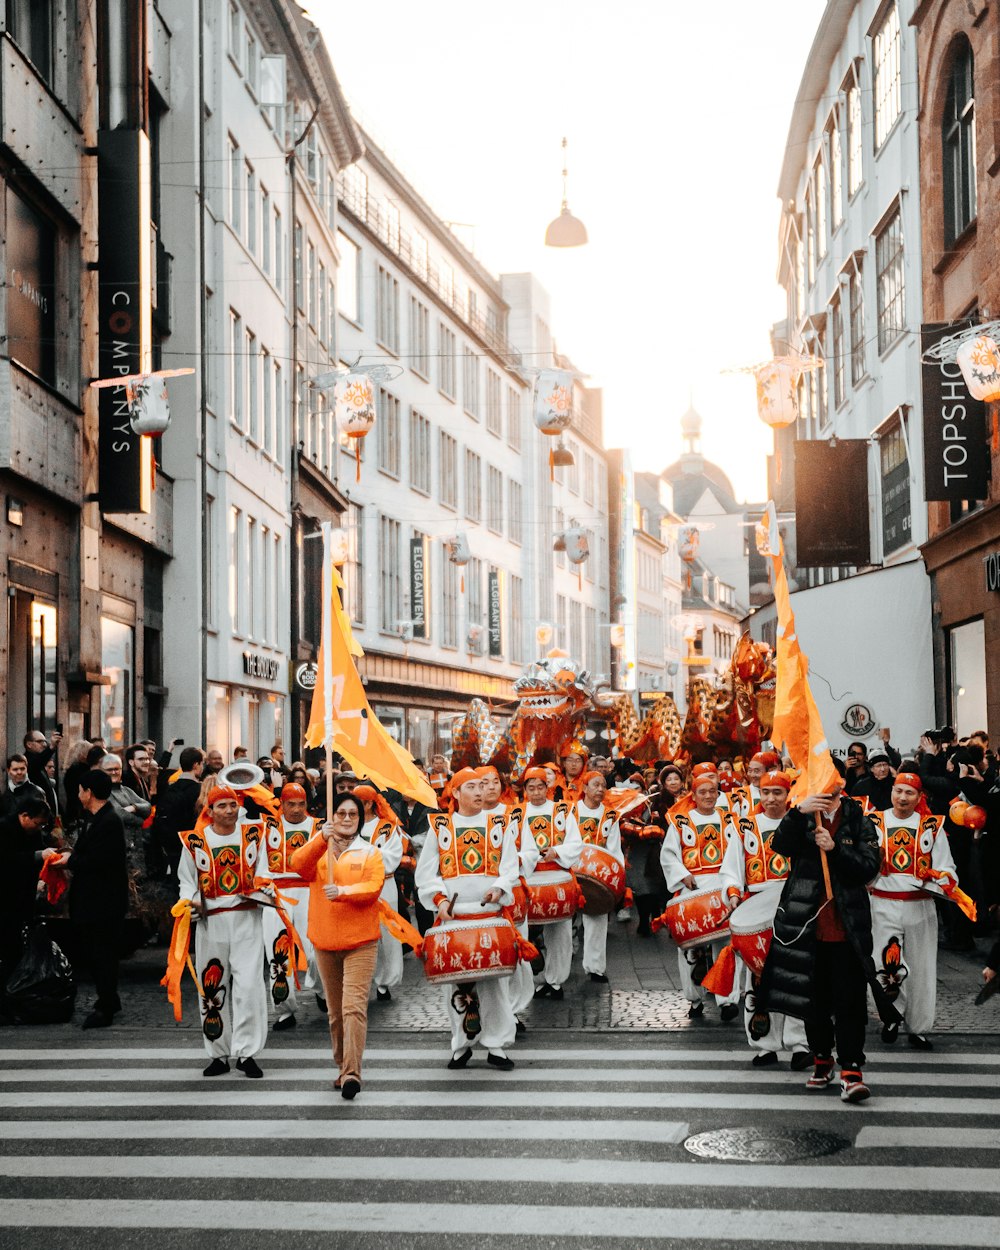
[{"left": 332, "top": 810, "right": 357, "bottom": 821}]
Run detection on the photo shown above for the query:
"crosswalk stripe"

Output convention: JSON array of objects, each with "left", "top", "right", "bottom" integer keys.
[
  {"left": 0, "top": 1154, "right": 997, "bottom": 1192},
  {"left": 0, "top": 1199, "right": 996, "bottom": 1244},
  {"left": 856, "top": 1126, "right": 1000, "bottom": 1150}
]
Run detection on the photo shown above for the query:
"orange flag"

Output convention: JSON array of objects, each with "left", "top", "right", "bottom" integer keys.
[
  {"left": 756, "top": 503, "right": 840, "bottom": 802},
  {"left": 305, "top": 523, "right": 437, "bottom": 807}
]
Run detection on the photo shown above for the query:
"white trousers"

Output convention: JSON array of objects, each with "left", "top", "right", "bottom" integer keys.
[
  {"left": 445, "top": 975, "right": 517, "bottom": 1056},
  {"left": 195, "top": 908, "right": 267, "bottom": 1061},
  {"left": 374, "top": 877, "right": 404, "bottom": 991},
  {"left": 541, "top": 918, "right": 573, "bottom": 988},
  {"left": 871, "top": 894, "right": 938, "bottom": 1035},
  {"left": 676, "top": 938, "right": 740, "bottom": 1007},
  {"left": 582, "top": 913, "right": 609, "bottom": 975},
  {"left": 509, "top": 918, "right": 535, "bottom": 1016},
  {"left": 263, "top": 888, "right": 312, "bottom": 1016}
]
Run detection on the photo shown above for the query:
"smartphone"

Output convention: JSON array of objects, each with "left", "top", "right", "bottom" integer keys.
[
  {"left": 56, "top": 723, "right": 63, "bottom": 735},
  {"left": 174, "top": 738, "right": 185, "bottom": 746}
]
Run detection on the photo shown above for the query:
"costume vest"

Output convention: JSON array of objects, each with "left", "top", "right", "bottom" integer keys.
[
  {"left": 670, "top": 809, "right": 731, "bottom": 876},
  {"left": 737, "top": 814, "right": 790, "bottom": 886},
  {"left": 870, "top": 810, "right": 942, "bottom": 881},
  {"left": 575, "top": 803, "right": 616, "bottom": 848},
  {"left": 179, "top": 821, "right": 267, "bottom": 899},
  {"left": 526, "top": 801, "right": 571, "bottom": 853},
  {"left": 429, "top": 810, "right": 506, "bottom": 880},
  {"left": 266, "top": 816, "right": 320, "bottom": 874}
]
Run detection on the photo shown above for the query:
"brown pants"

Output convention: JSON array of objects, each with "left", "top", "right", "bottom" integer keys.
[{"left": 315, "top": 940, "right": 378, "bottom": 1083}]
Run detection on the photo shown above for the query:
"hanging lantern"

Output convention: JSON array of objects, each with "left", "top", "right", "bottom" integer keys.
[
  {"left": 753, "top": 360, "right": 799, "bottom": 429},
  {"left": 563, "top": 526, "right": 589, "bottom": 590},
  {"left": 535, "top": 622, "right": 554, "bottom": 650},
  {"left": 89, "top": 367, "right": 193, "bottom": 439},
  {"left": 678, "top": 525, "right": 701, "bottom": 563},
  {"left": 334, "top": 373, "right": 376, "bottom": 481},
  {"left": 956, "top": 335, "right": 1000, "bottom": 402},
  {"left": 445, "top": 533, "right": 471, "bottom": 592},
  {"left": 551, "top": 440, "right": 574, "bottom": 467},
  {"left": 533, "top": 369, "right": 574, "bottom": 435},
  {"left": 609, "top": 622, "right": 626, "bottom": 649}
]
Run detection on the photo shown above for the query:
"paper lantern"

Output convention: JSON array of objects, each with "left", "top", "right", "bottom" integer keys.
[
  {"left": 128, "top": 376, "right": 172, "bottom": 437},
  {"left": 754, "top": 360, "right": 798, "bottom": 429},
  {"left": 334, "top": 373, "right": 376, "bottom": 481},
  {"left": 445, "top": 533, "right": 471, "bottom": 592},
  {"left": 609, "top": 623, "right": 626, "bottom": 649},
  {"left": 535, "top": 622, "right": 554, "bottom": 650},
  {"left": 563, "top": 527, "right": 589, "bottom": 565},
  {"left": 949, "top": 800, "right": 970, "bottom": 827},
  {"left": 678, "top": 525, "right": 700, "bottom": 563},
  {"left": 964, "top": 805, "right": 987, "bottom": 831},
  {"left": 956, "top": 335, "right": 1000, "bottom": 403},
  {"left": 533, "top": 369, "right": 574, "bottom": 435}
]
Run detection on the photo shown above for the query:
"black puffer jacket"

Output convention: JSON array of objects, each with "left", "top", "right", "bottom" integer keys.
[{"left": 757, "top": 797, "right": 902, "bottom": 1027}]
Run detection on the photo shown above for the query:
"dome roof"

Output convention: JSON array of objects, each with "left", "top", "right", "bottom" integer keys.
[
  {"left": 661, "top": 457, "right": 740, "bottom": 514},
  {"left": 680, "top": 405, "right": 702, "bottom": 437}
]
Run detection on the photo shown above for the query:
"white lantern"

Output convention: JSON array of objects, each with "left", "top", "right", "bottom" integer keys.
[
  {"left": 678, "top": 525, "right": 700, "bottom": 563},
  {"left": 609, "top": 622, "right": 626, "bottom": 649},
  {"left": 535, "top": 622, "right": 554, "bottom": 650},
  {"left": 533, "top": 368, "right": 574, "bottom": 435},
  {"left": 956, "top": 334, "right": 1000, "bottom": 402},
  {"left": 563, "top": 527, "right": 589, "bottom": 565},
  {"left": 445, "top": 533, "right": 471, "bottom": 566},
  {"left": 334, "top": 372, "right": 376, "bottom": 480},
  {"left": 753, "top": 360, "right": 798, "bottom": 429},
  {"left": 128, "top": 376, "right": 172, "bottom": 437}
]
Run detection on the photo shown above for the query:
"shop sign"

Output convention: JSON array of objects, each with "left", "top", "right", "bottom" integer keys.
[
  {"left": 920, "top": 322, "right": 989, "bottom": 503},
  {"left": 840, "top": 702, "right": 876, "bottom": 737},
  {"left": 243, "top": 650, "right": 280, "bottom": 682},
  {"left": 488, "top": 570, "right": 503, "bottom": 657},
  {"left": 986, "top": 551, "right": 1000, "bottom": 594},
  {"left": 794, "top": 440, "right": 870, "bottom": 566},
  {"left": 294, "top": 661, "right": 318, "bottom": 692},
  {"left": 409, "top": 537, "right": 427, "bottom": 639}
]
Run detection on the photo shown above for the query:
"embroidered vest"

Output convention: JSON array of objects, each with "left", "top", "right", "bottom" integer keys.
[
  {"left": 526, "top": 801, "right": 571, "bottom": 853},
  {"left": 180, "top": 822, "right": 265, "bottom": 899},
  {"left": 671, "top": 810, "right": 729, "bottom": 875},
  {"left": 266, "top": 817, "right": 318, "bottom": 874},
  {"left": 430, "top": 810, "right": 506, "bottom": 879},
  {"left": 870, "top": 811, "right": 941, "bottom": 880},
  {"left": 737, "top": 814, "right": 789, "bottom": 886},
  {"left": 575, "top": 804, "right": 616, "bottom": 848}
]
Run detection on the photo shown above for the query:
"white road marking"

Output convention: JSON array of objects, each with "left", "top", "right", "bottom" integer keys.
[{"left": 856, "top": 1126, "right": 1000, "bottom": 1150}]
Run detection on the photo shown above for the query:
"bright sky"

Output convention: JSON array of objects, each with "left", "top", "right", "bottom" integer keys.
[{"left": 313, "top": 0, "right": 827, "bottom": 503}]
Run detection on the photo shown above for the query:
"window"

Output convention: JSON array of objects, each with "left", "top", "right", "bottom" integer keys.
[
  {"left": 327, "top": 279, "right": 336, "bottom": 353},
  {"left": 586, "top": 606, "right": 599, "bottom": 675},
  {"left": 318, "top": 265, "right": 327, "bottom": 348},
  {"left": 262, "top": 348, "right": 272, "bottom": 454},
  {"left": 344, "top": 504, "right": 365, "bottom": 627},
  {"left": 463, "top": 346, "right": 479, "bottom": 417},
  {"left": 827, "top": 113, "right": 843, "bottom": 230},
  {"left": 846, "top": 73, "right": 863, "bottom": 196},
  {"left": 486, "top": 370, "right": 502, "bottom": 435},
  {"left": 377, "top": 389, "right": 401, "bottom": 478},
  {"left": 6, "top": 188, "right": 56, "bottom": 385},
  {"left": 247, "top": 518, "right": 258, "bottom": 637},
  {"left": 245, "top": 28, "right": 259, "bottom": 94},
  {"left": 569, "top": 601, "right": 583, "bottom": 661},
  {"left": 307, "top": 242, "right": 317, "bottom": 327},
  {"left": 7, "top": 0, "right": 53, "bottom": 85},
  {"left": 943, "top": 42, "right": 976, "bottom": 247},
  {"left": 246, "top": 328, "right": 259, "bottom": 441},
  {"left": 554, "top": 507, "right": 566, "bottom": 569},
  {"left": 439, "top": 324, "right": 457, "bottom": 398},
  {"left": 245, "top": 162, "right": 257, "bottom": 253},
  {"left": 228, "top": 137, "right": 242, "bottom": 233},
  {"left": 508, "top": 387, "right": 522, "bottom": 450},
  {"left": 875, "top": 206, "right": 904, "bottom": 353},
  {"left": 376, "top": 265, "right": 400, "bottom": 353},
  {"left": 948, "top": 618, "right": 987, "bottom": 737},
  {"left": 805, "top": 188, "right": 815, "bottom": 287},
  {"left": 410, "top": 297, "right": 430, "bottom": 376},
  {"left": 487, "top": 466, "right": 503, "bottom": 533},
  {"left": 273, "top": 207, "right": 282, "bottom": 292},
  {"left": 467, "top": 558, "right": 483, "bottom": 632},
  {"left": 327, "top": 173, "right": 337, "bottom": 231},
  {"left": 809, "top": 342, "right": 826, "bottom": 428},
  {"left": 261, "top": 187, "right": 270, "bottom": 272},
  {"left": 872, "top": 4, "right": 901, "bottom": 151},
  {"left": 409, "top": 410, "right": 431, "bottom": 494},
  {"left": 509, "top": 575, "right": 525, "bottom": 664},
  {"left": 229, "top": 506, "right": 241, "bottom": 631},
  {"left": 849, "top": 263, "right": 866, "bottom": 384},
  {"left": 228, "top": 2, "right": 241, "bottom": 62},
  {"left": 379, "top": 515, "right": 402, "bottom": 632},
  {"left": 442, "top": 554, "right": 458, "bottom": 648},
  {"left": 261, "top": 525, "right": 271, "bottom": 645},
  {"left": 440, "top": 431, "right": 458, "bottom": 508},
  {"left": 274, "top": 361, "right": 284, "bottom": 464},
  {"left": 814, "top": 158, "right": 827, "bottom": 260},
  {"left": 293, "top": 221, "right": 303, "bottom": 311},
  {"left": 337, "top": 231, "right": 360, "bottom": 322},
  {"left": 100, "top": 617, "right": 135, "bottom": 750},
  {"left": 508, "top": 479, "right": 523, "bottom": 545},
  {"left": 229, "top": 309, "right": 243, "bottom": 427},
  {"left": 830, "top": 294, "right": 845, "bottom": 409},
  {"left": 880, "top": 417, "right": 911, "bottom": 556},
  {"left": 465, "top": 450, "right": 482, "bottom": 522}
]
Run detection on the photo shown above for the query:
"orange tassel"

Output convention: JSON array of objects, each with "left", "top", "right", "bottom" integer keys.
[
  {"left": 650, "top": 910, "right": 668, "bottom": 935},
  {"left": 355, "top": 441, "right": 361, "bottom": 481},
  {"left": 701, "top": 943, "right": 737, "bottom": 996},
  {"left": 577, "top": 568, "right": 582, "bottom": 592},
  {"left": 377, "top": 899, "right": 424, "bottom": 952},
  {"left": 775, "top": 449, "right": 782, "bottom": 484},
  {"left": 549, "top": 445, "right": 555, "bottom": 482},
  {"left": 623, "top": 888, "right": 634, "bottom": 907}
]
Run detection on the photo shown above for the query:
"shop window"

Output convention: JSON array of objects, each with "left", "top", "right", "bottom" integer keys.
[
  {"left": 949, "top": 619, "right": 986, "bottom": 738},
  {"left": 943, "top": 40, "right": 976, "bottom": 247},
  {"left": 100, "top": 617, "right": 134, "bottom": 750},
  {"left": 406, "top": 708, "right": 434, "bottom": 762},
  {"left": 6, "top": 0, "right": 53, "bottom": 85},
  {"left": 206, "top": 684, "right": 231, "bottom": 760},
  {"left": 6, "top": 187, "right": 57, "bottom": 385}
]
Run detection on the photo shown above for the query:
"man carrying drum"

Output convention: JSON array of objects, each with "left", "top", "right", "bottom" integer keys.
[
  {"left": 523, "top": 766, "right": 583, "bottom": 1001},
  {"left": 414, "top": 768, "right": 520, "bottom": 1071},
  {"left": 718, "top": 769, "right": 811, "bottom": 1069},
  {"left": 265, "top": 782, "right": 322, "bottom": 1032},
  {"left": 659, "top": 766, "right": 740, "bottom": 1021},
  {"left": 574, "top": 770, "right": 625, "bottom": 984}
]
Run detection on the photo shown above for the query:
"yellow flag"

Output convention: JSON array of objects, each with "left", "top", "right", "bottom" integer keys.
[
  {"left": 756, "top": 503, "right": 841, "bottom": 801},
  {"left": 305, "top": 523, "right": 437, "bottom": 807}
]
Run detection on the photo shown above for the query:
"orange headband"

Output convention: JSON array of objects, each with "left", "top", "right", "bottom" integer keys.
[
  {"left": 451, "top": 767, "right": 480, "bottom": 789},
  {"left": 280, "top": 783, "right": 307, "bottom": 801},
  {"left": 559, "top": 742, "right": 589, "bottom": 759},
  {"left": 691, "top": 763, "right": 718, "bottom": 779},
  {"left": 760, "top": 770, "right": 792, "bottom": 791},
  {"left": 894, "top": 772, "right": 922, "bottom": 791},
  {"left": 475, "top": 766, "right": 500, "bottom": 781},
  {"left": 207, "top": 785, "right": 239, "bottom": 807},
  {"left": 523, "top": 767, "right": 549, "bottom": 782},
  {"left": 580, "top": 770, "right": 604, "bottom": 786}
]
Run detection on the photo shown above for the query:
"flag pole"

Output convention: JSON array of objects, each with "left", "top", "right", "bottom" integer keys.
[{"left": 320, "top": 521, "right": 336, "bottom": 888}]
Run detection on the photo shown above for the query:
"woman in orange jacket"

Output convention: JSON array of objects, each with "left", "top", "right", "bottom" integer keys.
[{"left": 289, "top": 792, "right": 385, "bottom": 1099}]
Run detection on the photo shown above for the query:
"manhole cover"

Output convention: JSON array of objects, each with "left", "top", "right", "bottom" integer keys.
[{"left": 684, "top": 1126, "right": 849, "bottom": 1162}]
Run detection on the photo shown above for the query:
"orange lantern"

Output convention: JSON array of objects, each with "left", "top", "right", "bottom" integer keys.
[
  {"left": 334, "top": 373, "right": 376, "bottom": 481},
  {"left": 964, "top": 805, "right": 988, "bottom": 831},
  {"left": 949, "top": 800, "right": 970, "bottom": 827}
]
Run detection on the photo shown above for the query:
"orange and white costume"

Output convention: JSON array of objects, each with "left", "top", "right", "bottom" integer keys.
[
  {"left": 574, "top": 800, "right": 624, "bottom": 977},
  {"left": 525, "top": 798, "right": 583, "bottom": 990},
  {"left": 263, "top": 813, "right": 321, "bottom": 1017},
  {"left": 361, "top": 813, "right": 406, "bottom": 995},
  {"left": 496, "top": 802, "right": 537, "bottom": 1018}
]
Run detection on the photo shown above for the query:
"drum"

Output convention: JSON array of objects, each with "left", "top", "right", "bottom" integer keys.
[
  {"left": 574, "top": 845, "right": 626, "bottom": 916},
  {"left": 526, "top": 868, "right": 580, "bottom": 924},
  {"left": 422, "top": 914, "right": 518, "bottom": 984},
  {"left": 662, "top": 883, "right": 730, "bottom": 950},
  {"left": 511, "top": 878, "right": 529, "bottom": 926},
  {"left": 729, "top": 887, "right": 778, "bottom": 978}
]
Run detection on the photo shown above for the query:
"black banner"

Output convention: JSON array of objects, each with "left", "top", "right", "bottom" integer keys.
[
  {"left": 488, "top": 569, "right": 502, "bottom": 657},
  {"left": 921, "top": 322, "right": 989, "bottom": 502},
  {"left": 794, "top": 439, "right": 871, "bottom": 567},
  {"left": 98, "top": 128, "right": 152, "bottom": 514},
  {"left": 409, "top": 537, "right": 427, "bottom": 639}
]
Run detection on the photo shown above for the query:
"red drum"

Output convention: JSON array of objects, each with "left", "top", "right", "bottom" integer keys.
[
  {"left": 422, "top": 914, "right": 518, "bottom": 984},
  {"left": 663, "top": 883, "right": 730, "bottom": 950},
  {"left": 526, "top": 868, "right": 579, "bottom": 924},
  {"left": 729, "top": 888, "right": 778, "bottom": 978},
  {"left": 575, "top": 845, "right": 626, "bottom": 916},
  {"left": 511, "top": 878, "right": 529, "bottom": 926}
]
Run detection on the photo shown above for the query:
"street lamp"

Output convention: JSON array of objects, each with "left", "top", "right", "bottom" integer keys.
[{"left": 544, "top": 137, "right": 588, "bottom": 247}]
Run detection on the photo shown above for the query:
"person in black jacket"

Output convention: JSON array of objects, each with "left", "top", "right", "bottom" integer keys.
[
  {"left": 0, "top": 797, "right": 55, "bottom": 988},
  {"left": 59, "top": 770, "right": 129, "bottom": 1028},
  {"left": 758, "top": 786, "right": 902, "bottom": 1104},
  {"left": 148, "top": 747, "right": 205, "bottom": 884},
  {"left": 848, "top": 752, "right": 895, "bottom": 811}
]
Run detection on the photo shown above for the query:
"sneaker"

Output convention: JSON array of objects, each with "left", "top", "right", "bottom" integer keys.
[
  {"left": 236, "top": 1057, "right": 264, "bottom": 1079},
  {"left": 806, "top": 1058, "right": 835, "bottom": 1090},
  {"left": 687, "top": 1001, "right": 704, "bottom": 1020},
  {"left": 840, "top": 1069, "right": 870, "bottom": 1103},
  {"left": 881, "top": 1021, "right": 899, "bottom": 1044},
  {"left": 616, "top": 907, "right": 633, "bottom": 923},
  {"left": 908, "top": 1033, "right": 934, "bottom": 1051}
]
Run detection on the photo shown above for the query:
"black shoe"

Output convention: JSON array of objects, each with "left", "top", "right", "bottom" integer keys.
[
  {"left": 790, "top": 1051, "right": 814, "bottom": 1071},
  {"left": 515, "top": 1020, "right": 527, "bottom": 1036},
  {"left": 487, "top": 1052, "right": 515, "bottom": 1071},
  {"left": 589, "top": 972, "right": 609, "bottom": 983},
  {"left": 751, "top": 1051, "right": 778, "bottom": 1067},
  {"left": 687, "top": 1001, "right": 704, "bottom": 1019},
  {"left": 236, "top": 1057, "right": 264, "bottom": 1079},
  {"left": 533, "top": 983, "right": 552, "bottom": 999},
  {"left": 908, "top": 1033, "right": 934, "bottom": 1051},
  {"left": 881, "top": 1021, "right": 899, "bottom": 1044},
  {"left": 81, "top": 1011, "right": 112, "bottom": 1030},
  {"left": 341, "top": 1078, "right": 361, "bottom": 1100},
  {"left": 273, "top": 1013, "right": 296, "bottom": 1031},
  {"left": 203, "top": 1058, "right": 230, "bottom": 1077},
  {"left": 376, "top": 987, "right": 392, "bottom": 1002},
  {"left": 315, "top": 992, "right": 327, "bottom": 1012},
  {"left": 549, "top": 985, "right": 564, "bottom": 1000},
  {"left": 447, "top": 1047, "right": 473, "bottom": 1070},
  {"left": 719, "top": 1003, "right": 739, "bottom": 1022}
]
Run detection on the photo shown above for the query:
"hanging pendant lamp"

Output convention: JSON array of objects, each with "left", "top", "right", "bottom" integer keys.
[{"left": 544, "top": 137, "right": 588, "bottom": 247}]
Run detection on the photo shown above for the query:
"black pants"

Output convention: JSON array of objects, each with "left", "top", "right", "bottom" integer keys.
[
  {"left": 72, "top": 920, "right": 123, "bottom": 1016},
  {"left": 805, "top": 940, "right": 867, "bottom": 1070}
]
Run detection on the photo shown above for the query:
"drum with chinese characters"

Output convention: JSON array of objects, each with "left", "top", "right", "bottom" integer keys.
[
  {"left": 421, "top": 914, "right": 518, "bottom": 984},
  {"left": 729, "top": 886, "right": 778, "bottom": 978},
  {"left": 662, "top": 882, "right": 730, "bottom": 950},
  {"left": 526, "top": 868, "right": 580, "bottom": 924},
  {"left": 574, "top": 845, "right": 626, "bottom": 916}
]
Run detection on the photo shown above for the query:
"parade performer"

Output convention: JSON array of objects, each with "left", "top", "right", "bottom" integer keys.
[
  {"left": 757, "top": 783, "right": 902, "bottom": 1104},
  {"left": 558, "top": 742, "right": 590, "bottom": 803},
  {"left": 574, "top": 770, "right": 625, "bottom": 983},
  {"left": 523, "top": 766, "right": 583, "bottom": 999},
  {"left": 712, "top": 770, "right": 810, "bottom": 1068},
  {"left": 415, "top": 768, "right": 520, "bottom": 1070},
  {"left": 355, "top": 785, "right": 406, "bottom": 1002},
  {"left": 658, "top": 766, "right": 740, "bottom": 1020},
  {"left": 264, "top": 782, "right": 322, "bottom": 1031},
  {"left": 729, "top": 751, "right": 780, "bottom": 819},
  {"left": 868, "top": 772, "right": 972, "bottom": 1051}
]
